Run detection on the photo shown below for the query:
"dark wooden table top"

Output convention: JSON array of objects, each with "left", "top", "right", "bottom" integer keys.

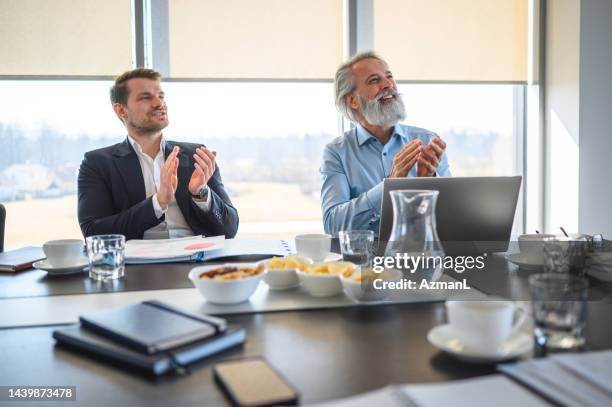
[
  {"left": 1, "top": 242, "right": 611, "bottom": 406},
  {"left": 0, "top": 302, "right": 499, "bottom": 406}
]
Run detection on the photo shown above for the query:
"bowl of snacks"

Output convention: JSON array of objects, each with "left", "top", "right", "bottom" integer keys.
[
  {"left": 297, "top": 261, "right": 357, "bottom": 297},
  {"left": 260, "top": 255, "right": 312, "bottom": 290},
  {"left": 188, "top": 263, "right": 266, "bottom": 304},
  {"left": 341, "top": 267, "right": 402, "bottom": 302}
]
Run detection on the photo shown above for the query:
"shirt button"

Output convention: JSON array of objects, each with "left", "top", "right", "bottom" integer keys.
[{"left": 383, "top": 152, "right": 387, "bottom": 156}]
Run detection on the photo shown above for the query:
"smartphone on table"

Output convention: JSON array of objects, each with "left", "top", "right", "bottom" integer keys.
[{"left": 213, "top": 357, "right": 299, "bottom": 407}]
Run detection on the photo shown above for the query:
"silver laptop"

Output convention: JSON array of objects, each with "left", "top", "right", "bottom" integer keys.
[{"left": 379, "top": 176, "right": 522, "bottom": 253}]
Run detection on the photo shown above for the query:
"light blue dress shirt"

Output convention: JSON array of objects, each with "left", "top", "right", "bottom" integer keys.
[{"left": 320, "top": 124, "right": 451, "bottom": 236}]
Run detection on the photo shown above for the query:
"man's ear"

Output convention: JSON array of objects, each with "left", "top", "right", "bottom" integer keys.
[
  {"left": 347, "top": 92, "right": 360, "bottom": 110},
  {"left": 112, "top": 103, "right": 127, "bottom": 122}
]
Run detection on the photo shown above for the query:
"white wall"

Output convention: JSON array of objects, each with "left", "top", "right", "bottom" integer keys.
[
  {"left": 544, "top": 0, "right": 580, "bottom": 234},
  {"left": 578, "top": 0, "right": 612, "bottom": 236}
]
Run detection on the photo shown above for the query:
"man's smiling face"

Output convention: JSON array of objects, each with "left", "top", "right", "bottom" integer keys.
[
  {"left": 119, "top": 78, "right": 169, "bottom": 133},
  {"left": 348, "top": 58, "right": 406, "bottom": 127}
]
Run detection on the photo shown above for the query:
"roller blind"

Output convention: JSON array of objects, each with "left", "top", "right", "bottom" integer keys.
[
  {"left": 373, "top": 0, "right": 528, "bottom": 82},
  {"left": 0, "top": 0, "right": 133, "bottom": 76},
  {"left": 168, "top": 0, "right": 343, "bottom": 79}
]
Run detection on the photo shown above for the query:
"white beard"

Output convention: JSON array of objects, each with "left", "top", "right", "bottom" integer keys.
[{"left": 359, "top": 90, "right": 406, "bottom": 127}]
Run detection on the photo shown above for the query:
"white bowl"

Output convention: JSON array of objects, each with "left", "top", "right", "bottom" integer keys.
[
  {"left": 296, "top": 261, "right": 356, "bottom": 297},
  {"left": 341, "top": 269, "right": 402, "bottom": 302},
  {"left": 188, "top": 263, "right": 266, "bottom": 304},
  {"left": 260, "top": 255, "right": 312, "bottom": 290}
]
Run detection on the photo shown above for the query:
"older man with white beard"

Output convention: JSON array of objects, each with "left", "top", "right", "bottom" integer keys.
[{"left": 320, "top": 52, "right": 451, "bottom": 235}]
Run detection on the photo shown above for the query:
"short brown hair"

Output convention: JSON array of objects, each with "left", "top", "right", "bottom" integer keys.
[{"left": 110, "top": 68, "right": 162, "bottom": 105}]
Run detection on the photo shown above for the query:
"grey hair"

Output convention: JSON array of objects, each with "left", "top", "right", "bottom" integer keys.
[{"left": 334, "top": 51, "right": 385, "bottom": 123}]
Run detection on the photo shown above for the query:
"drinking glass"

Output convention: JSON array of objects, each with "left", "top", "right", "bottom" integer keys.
[
  {"left": 86, "top": 234, "right": 126, "bottom": 281},
  {"left": 543, "top": 236, "right": 587, "bottom": 274},
  {"left": 529, "top": 273, "right": 588, "bottom": 355},
  {"left": 338, "top": 230, "right": 375, "bottom": 268}
]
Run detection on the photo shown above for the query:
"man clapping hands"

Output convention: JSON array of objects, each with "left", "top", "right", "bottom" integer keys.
[{"left": 78, "top": 68, "right": 239, "bottom": 240}]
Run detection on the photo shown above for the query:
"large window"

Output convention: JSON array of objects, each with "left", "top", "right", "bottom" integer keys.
[
  {"left": 163, "top": 82, "right": 337, "bottom": 237},
  {"left": 0, "top": 81, "right": 516, "bottom": 247},
  {"left": 0, "top": 81, "right": 123, "bottom": 247},
  {"left": 0, "top": 1, "right": 528, "bottom": 248},
  {"left": 0, "top": 81, "right": 337, "bottom": 246},
  {"left": 398, "top": 84, "right": 516, "bottom": 176}
]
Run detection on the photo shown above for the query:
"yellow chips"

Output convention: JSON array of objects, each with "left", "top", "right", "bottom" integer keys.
[
  {"left": 349, "top": 270, "right": 397, "bottom": 283},
  {"left": 305, "top": 262, "right": 352, "bottom": 276},
  {"left": 268, "top": 256, "right": 309, "bottom": 271}
]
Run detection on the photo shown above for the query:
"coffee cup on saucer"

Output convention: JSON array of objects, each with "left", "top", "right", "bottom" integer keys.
[
  {"left": 518, "top": 234, "right": 555, "bottom": 263},
  {"left": 445, "top": 301, "right": 526, "bottom": 354},
  {"left": 43, "top": 239, "right": 85, "bottom": 268},
  {"left": 295, "top": 234, "right": 332, "bottom": 262}
]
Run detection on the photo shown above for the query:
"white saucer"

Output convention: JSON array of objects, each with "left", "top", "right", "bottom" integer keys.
[
  {"left": 427, "top": 324, "right": 532, "bottom": 364},
  {"left": 298, "top": 253, "right": 343, "bottom": 262},
  {"left": 323, "top": 252, "right": 343, "bottom": 262},
  {"left": 33, "top": 258, "right": 89, "bottom": 275},
  {"left": 505, "top": 252, "right": 544, "bottom": 271}
]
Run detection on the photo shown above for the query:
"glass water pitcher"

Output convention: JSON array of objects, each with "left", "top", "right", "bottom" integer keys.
[{"left": 383, "top": 190, "right": 444, "bottom": 283}]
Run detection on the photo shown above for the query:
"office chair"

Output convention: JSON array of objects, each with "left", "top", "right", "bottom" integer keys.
[{"left": 0, "top": 203, "right": 5, "bottom": 253}]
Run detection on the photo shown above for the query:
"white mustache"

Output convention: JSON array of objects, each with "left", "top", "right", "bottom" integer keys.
[{"left": 376, "top": 89, "right": 400, "bottom": 101}]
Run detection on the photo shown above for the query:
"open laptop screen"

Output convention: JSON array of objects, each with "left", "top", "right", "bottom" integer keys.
[{"left": 379, "top": 176, "right": 522, "bottom": 254}]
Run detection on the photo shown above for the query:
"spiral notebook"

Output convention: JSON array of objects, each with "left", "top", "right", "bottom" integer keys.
[
  {"left": 125, "top": 236, "right": 293, "bottom": 264},
  {"left": 207, "top": 238, "right": 293, "bottom": 261}
]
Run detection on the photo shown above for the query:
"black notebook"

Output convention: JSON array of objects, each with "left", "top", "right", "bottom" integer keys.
[
  {"left": 53, "top": 324, "right": 246, "bottom": 376},
  {"left": 79, "top": 300, "right": 227, "bottom": 354}
]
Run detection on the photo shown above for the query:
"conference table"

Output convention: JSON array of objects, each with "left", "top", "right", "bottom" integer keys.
[{"left": 1, "top": 240, "right": 611, "bottom": 406}]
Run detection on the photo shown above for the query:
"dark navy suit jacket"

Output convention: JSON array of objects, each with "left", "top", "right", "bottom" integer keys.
[{"left": 77, "top": 138, "right": 239, "bottom": 240}]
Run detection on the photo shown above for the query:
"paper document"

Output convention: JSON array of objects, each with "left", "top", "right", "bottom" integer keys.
[
  {"left": 125, "top": 235, "right": 225, "bottom": 264},
  {"left": 498, "top": 349, "right": 612, "bottom": 407},
  {"left": 307, "top": 375, "right": 549, "bottom": 407}
]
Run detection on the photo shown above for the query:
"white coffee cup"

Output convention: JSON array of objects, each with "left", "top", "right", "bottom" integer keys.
[
  {"left": 295, "top": 234, "right": 332, "bottom": 262},
  {"left": 518, "top": 234, "right": 555, "bottom": 263},
  {"left": 446, "top": 300, "right": 526, "bottom": 354},
  {"left": 43, "top": 239, "right": 85, "bottom": 267}
]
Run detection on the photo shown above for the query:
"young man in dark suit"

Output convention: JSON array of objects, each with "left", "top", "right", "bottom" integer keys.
[{"left": 77, "top": 68, "right": 239, "bottom": 240}]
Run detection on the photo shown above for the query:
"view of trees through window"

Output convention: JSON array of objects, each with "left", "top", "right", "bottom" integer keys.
[{"left": 0, "top": 81, "right": 516, "bottom": 247}]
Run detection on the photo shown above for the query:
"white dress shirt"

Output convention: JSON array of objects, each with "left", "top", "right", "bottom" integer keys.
[{"left": 128, "top": 136, "right": 211, "bottom": 239}]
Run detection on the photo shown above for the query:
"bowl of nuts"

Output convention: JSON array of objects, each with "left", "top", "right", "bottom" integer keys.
[{"left": 188, "top": 263, "right": 266, "bottom": 304}]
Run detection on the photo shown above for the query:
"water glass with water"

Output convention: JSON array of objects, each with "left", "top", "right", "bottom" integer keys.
[
  {"left": 529, "top": 273, "right": 588, "bottom": 355},
  {"left": 86, "top": 234, "right": 126, "bottom": 281},
  {"left": 338, "top": 230, "right": 375, "bottom": 268}
]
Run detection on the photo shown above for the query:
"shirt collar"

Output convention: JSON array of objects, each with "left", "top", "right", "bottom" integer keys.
[
  {"left": 355, "top": 124, "right": 407, "bottom": 146},
  {"left": 127, "top": 135, "right": 166, "bottom": 158}
]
